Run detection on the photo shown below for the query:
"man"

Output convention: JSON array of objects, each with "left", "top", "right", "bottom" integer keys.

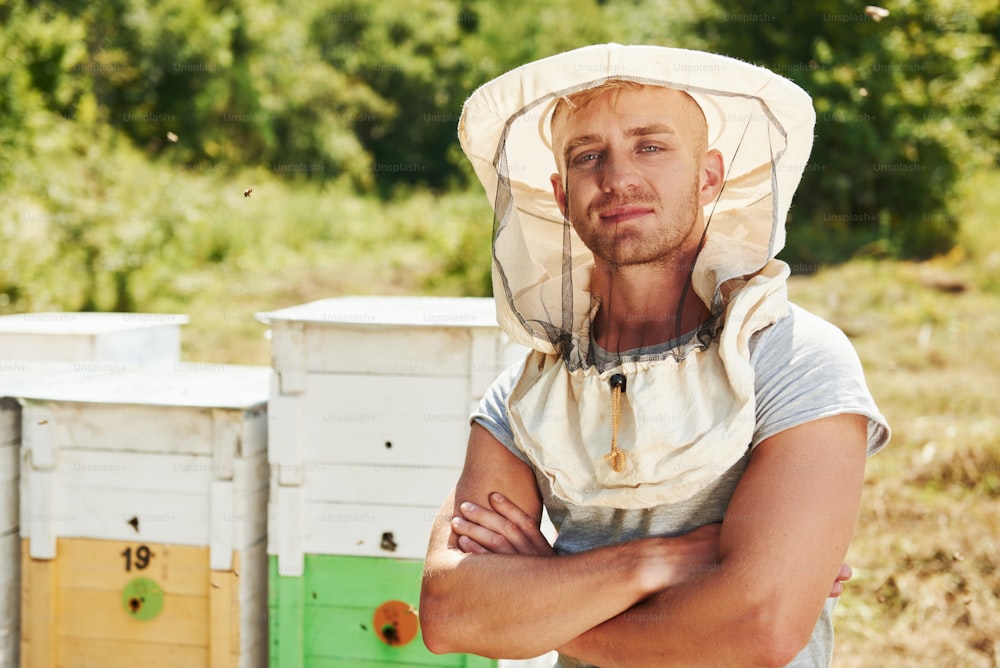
[{"left": 420, "top": 44, "right": 889, "bottom": 667}]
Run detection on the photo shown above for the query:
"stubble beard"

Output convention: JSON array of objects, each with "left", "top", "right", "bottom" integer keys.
[{"left": 571, "top": 180, "right": 702, "bottom": 272}]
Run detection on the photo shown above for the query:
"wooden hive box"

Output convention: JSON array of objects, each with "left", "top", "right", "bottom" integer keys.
[
  {"left": 257, "top": 296, "right": 552, "bottom": 667},
  {"left": 0, "top": 388, "right": 17, "bottom": 667},
  {"left": 0, "top": 312, "right": 188, "bottom": 364},
  {"left": 1, "top": 361, "right": 101, "bottom": 668},
  {"left": 16, "top": 363, "right": 271, "bottom": 668}
]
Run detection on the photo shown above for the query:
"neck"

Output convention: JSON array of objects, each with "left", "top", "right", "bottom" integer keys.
[{"left": 590, "top": 252, "right": 710, "bottom": 353}]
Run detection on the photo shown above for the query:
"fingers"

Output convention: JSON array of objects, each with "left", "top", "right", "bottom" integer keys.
[
  {"left": 450, "top": 494, "right": 553, "bottom": 556},
  {"left": 456, "top": 534, "right": 491, "bottom": 555},
  {"left": 828, "top": 562, "right": 852, "bottom": 598},
  {"left": 451, "top": 509, "right": 519, "bottom": 554},
  {"left": 452, "top": 499, "right": 531, "bottom": 554},
  {"left": 488, "top": 493, "right": 553, "bottom": 554}
]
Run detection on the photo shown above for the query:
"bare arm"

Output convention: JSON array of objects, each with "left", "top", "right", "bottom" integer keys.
[
  {"left": 419, "top": 422, "right": 719, "bottom": 659},
  {"left": 558, "top": 413, "right": 869, "bottom": 667}
]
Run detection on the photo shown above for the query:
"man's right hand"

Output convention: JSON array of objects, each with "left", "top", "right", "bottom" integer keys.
[
  {"left": 638, "top": 522, "right": 723, "bottom": 592},
  {"left": 830, "top": 562, "right": 853, "bottom": 597}
]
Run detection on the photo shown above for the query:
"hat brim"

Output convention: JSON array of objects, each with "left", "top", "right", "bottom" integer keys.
[{"left": 459, "top": 44, "right": 815, "bottom": 355}]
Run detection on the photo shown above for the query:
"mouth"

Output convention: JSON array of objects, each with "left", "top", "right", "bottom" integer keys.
[{"left": 597, "top": 206, "right": 654, "bottom": 224}]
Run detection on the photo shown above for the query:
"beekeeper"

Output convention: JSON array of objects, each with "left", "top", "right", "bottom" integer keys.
[{"left": 421, "top": 44, "right": 890, "bottom": 668}]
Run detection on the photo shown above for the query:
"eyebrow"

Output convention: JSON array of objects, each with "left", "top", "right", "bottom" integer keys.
[
  {"left": 562, "top": 134, "right": 603, "bottom": 162},
  {"left": 562, "top": 123, "right": 679, "bottom": 162},
  {"left": 627, "top": 123, "right": 678, "bottom": 138}
]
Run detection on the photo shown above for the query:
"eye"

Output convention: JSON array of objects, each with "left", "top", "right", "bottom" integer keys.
[{"left": 570, "top": 151, "right": 601, "bottom": 169}]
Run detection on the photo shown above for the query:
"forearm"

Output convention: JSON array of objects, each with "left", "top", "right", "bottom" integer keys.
[
  {"left": 421, "top": 532, "right": 664, "bottom": 658},
  {"left": 559, "top": 415, "right": 869, "bottom": 667},
  {"left": 559, "top": 559, "right": 792, "bottom": 667}
]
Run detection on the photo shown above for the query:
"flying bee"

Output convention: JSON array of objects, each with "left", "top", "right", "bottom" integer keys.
[
  {"left": 243, "top": 186, "right": 253, "bottom": 198},
  {"left": 864, "top": 5, "right": 889, "bottom": 21}
]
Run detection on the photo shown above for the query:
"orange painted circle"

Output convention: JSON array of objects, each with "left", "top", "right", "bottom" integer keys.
[{"left": 373, "top": 599, "right": 419, "bottom": 646}]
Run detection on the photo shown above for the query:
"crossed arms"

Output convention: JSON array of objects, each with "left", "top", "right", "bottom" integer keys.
[{"left": 420, "top": 413, "right": 868, "bottom": 667}]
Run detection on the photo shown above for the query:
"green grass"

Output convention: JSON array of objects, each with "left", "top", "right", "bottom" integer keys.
[
  {"left": 784, "top": 252, "right": 1000, "bottom": 665},
  {"left": 778, "top": 169, "right": 1000, "bottom": 667},
  {"left": 143, "top": 182, "right": 495, "bottom": 364}
]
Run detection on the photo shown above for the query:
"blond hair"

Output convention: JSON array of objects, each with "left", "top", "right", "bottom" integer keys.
[{"left": 550, "top": 79, "right": 709, "bottom": 172}]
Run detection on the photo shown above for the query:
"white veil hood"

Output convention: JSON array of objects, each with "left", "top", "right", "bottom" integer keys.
[{"left": 459, "top": 43, "right": 816, "bottom": 362}]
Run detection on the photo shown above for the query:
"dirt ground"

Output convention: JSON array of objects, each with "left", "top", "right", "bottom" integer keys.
[{"left": 789, "top": 262, "right": 1000, "bottom": 668}]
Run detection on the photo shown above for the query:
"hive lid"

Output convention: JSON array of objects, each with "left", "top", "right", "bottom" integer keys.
[
  {"left": 0, "top": 312, "right": 189, "bottom": 334},
  {"left": 256, "top": 296, "right": 501, "bottom": 329},
  {"left": 12, "top": 363, "right": 271, "bottom": 409},
  {"left": 0, "top": 360, "right": 95, "bottom": 396}
]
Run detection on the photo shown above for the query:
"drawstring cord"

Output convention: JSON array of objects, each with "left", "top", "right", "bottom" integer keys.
[{"left": 604, "top": 373, "right": 627, "bottom": 472}]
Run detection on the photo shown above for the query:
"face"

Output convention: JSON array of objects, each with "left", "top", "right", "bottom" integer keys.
[{"left": 550, "top": 86, "right": 723, "bottom": 269}]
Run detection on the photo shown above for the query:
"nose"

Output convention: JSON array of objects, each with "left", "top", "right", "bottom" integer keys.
[{"left": 598, "top": 150, "right": 640, "bottom": 193}]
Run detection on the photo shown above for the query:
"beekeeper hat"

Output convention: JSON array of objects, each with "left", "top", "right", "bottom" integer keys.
[{"left": 459, "top": 43, "right": 815, "bottom": 366}]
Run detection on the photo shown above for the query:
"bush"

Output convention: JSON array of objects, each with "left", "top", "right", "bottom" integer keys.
[{"left": 685, "top": 0, "right": 1000, "bottom": 260}]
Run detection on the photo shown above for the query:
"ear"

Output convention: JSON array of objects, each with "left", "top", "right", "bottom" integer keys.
[
  {"left": 550, "top": 172, "right": 568, "bottom": 218},
  {"left": 698, "top": 149, "right": 725, "bottom": 206}
]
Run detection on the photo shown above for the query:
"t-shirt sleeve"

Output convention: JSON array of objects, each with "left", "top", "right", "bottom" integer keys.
[
  {"left": 750, "top": 304, "right": 891, "bottom": 456},
  {"left": 469, "top": 356, "right": 531, "bottom": 465}
]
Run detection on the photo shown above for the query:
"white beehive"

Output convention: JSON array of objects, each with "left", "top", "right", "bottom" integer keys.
[
  {"left": 0, "top": 389, "right": 15, "bottom": 662},
  {"left": 0, "top": 360, "right": 96, "bottom": 668},
  {"left": 16, "top": 363, "right": 271, "bottom": 667},
  {"left": 258, "top": 296, "right": 561, "bottom": 667},
  {"left": 257, "top": 296, "right": 528, "bottom": 574},
  {"left": 0, "top": 312, "right": 187, "bottom": 363}
]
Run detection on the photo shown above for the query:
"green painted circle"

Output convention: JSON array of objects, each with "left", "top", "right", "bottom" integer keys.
[{"left": 122, "top": 577, "right": 164, "bottom": 621}]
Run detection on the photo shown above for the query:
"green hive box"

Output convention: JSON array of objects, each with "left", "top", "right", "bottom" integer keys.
[
  {"left": 268, "top": 554, "right": 494, "bottom": 666},
  {"left": 258, "top": 298, "right": 537, "bottom": 667}
]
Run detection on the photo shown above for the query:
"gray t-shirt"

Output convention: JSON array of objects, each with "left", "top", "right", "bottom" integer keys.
[{"left": 472, "top": 303, "right": 890, "bottom": 667}]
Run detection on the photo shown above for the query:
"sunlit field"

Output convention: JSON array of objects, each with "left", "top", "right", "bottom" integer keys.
[
  {"left": 171, "top": 170, "right": 1000, "bottom": 666},
  {"left": 5, "top": 132, "right": 999, "bottom": 665}
]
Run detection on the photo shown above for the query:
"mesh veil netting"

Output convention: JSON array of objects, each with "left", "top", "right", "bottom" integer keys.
[
  {"left": 463, "top": 44, "right": 814, "bottom": 366},
  {"left": 459, "top": 44, "right": 817, "bottom": 508}
]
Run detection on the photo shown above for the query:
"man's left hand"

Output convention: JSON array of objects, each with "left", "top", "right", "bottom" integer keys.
[{"left": 451, "top": 492, "right": 555, "bottom": 556}]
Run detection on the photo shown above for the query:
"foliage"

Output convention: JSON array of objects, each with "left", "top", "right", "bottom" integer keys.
[
  {"left": 686, "top": 0, "right": 1000, "bottom": 260},
  {"left": 0, "top": 115, "right": 494, "bottom": 315},
  {"left": 2, "top": 7, "right": 999, "bottom": 665},
  {"left": 2, "top": 0, "right": 1000, "bottom": 314}
]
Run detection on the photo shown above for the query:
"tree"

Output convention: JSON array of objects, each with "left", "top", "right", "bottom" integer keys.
[{"left": 686, "top": 0, "right": 1000, "bottom": 260}]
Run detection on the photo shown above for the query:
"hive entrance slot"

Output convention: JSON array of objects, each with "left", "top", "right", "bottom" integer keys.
[
  {"left": 382, "top": 624, "right": 400, "bottom": 645},
  {"left": 380, "top": 532, "right": 398, "bottom": 552},
  {"left": 372, "top": 599, "right": 419, "bottom": 647}
]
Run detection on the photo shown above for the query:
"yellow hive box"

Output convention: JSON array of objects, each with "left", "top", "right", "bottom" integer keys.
[
  {"left": 16, "top": 363, "right": 270, "bottom": 668},
  {"left": 21, "top": 537, "right": 263, "bottom": 667},
  {"left": 3, "top": 361, "right": 103, "bottom": 668}
]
